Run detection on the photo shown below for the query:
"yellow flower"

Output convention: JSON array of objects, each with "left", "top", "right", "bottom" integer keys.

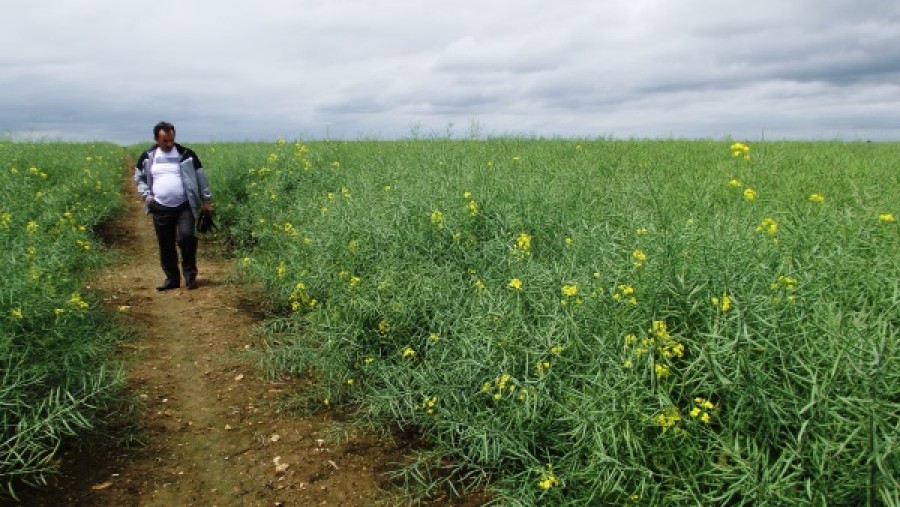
[
  {"left": 538, "top": 464, "right": 559, "bottom": 490},
  {"left": 809, "top": 193, "right": 825, "bottom": 203},
  {"left": 513, "top": 232, "right": 533, "bottom": 259},
  {"left": 467, "top": 200, "right": 479, "bottom": 216},
  {"left": 26, "top": 221, "right": 38, "bottom": 234},
  {"left": 655, "top": 364, "right": 669, "bottom": 378},
  {"left": 650, "top": 320, "right": 669, "bottom": 339},
  {"left": 463, "top": 191, "right": 472, "bottom": 199},
  {"left": 564, "top": 237, "right": 573, "bottom": 247},
  {"left": 879, "top": 213, "right": 895, "bottom": 223},
  {"left": 430, "top": 209, "right": 444, "bottom": 229},
  {"left": 561, "top": 284, "right": 578, "bottom": 297},
  {"left": 538, "top": 474, "right": 559, "bottom": 490},
  {"left": 632, "top": 249, "right": 647, "bottom": 268},
  {"left": 727, "top": 178, "right": 742, "bottom": 188},
  {"left": 743, "top": 188, "right": 757, "bottom": 201},
  {"left": 378, "top": 320, "right": 390, "bottom": 334},
  {"left": 509, "top": 278, "right": 523, "bottom": 290},
  {"left": 535, "top": 360, "right": 550, "bottom": 374},
  {"left": 656, "top": 406, "right": 681, "bottom": 432},
  {"left": 756, "top": 217, "right": 778, "bottom": 236},
  {"left": 10, "top": 309, "right": 23, "bottom": 319},
  {"left": 364, "top": 357, "right": 374, "bottom": 365},
  {"left": 711, "top": 293, "right": 732, "bottom": 312},
  {"left": 349, "top": 276, "right": 361, "bottom": 287},
  {"left": 402, "top": 346, "right": 416, "bottom": 359},
  {"left": 730, "top": 142, "right": 751, "bottom": 159},
  {"left": 636, "top": 227, "right": 648, "bottom": 236},
  {"left": 429, "top": 332, "right": 440, "bottom": 342},
  {"left": 346, "top": 378, "right": 354, "bottom": 385},
  {"left": 550, "top": 345, "right": 565, "bottom": 356},
  {"left": 474, "top": 278, "right": 487, "bottom": 291}
]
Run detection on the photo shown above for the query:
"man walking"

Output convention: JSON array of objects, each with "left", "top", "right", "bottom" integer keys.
[{"left": 134, "top": 121, "right": 212, "bottom": 291}]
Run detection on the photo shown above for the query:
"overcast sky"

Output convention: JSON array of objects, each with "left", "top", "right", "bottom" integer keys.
[{"left": 2, "top": 1, "right": 899, "bottom": 144}]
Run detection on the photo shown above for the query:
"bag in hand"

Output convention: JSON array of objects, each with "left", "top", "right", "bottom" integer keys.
[{"left": 197, "top": 209, "right": 216, "bottom": 233}]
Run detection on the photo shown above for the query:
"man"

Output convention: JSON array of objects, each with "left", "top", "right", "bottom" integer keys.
[{"left": 134, "top": 121, "right": 212, "bottom": 291}]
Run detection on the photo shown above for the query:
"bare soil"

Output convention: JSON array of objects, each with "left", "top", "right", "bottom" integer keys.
[{"left": 12, "top": 163, "right": 479, "bottom": 506}]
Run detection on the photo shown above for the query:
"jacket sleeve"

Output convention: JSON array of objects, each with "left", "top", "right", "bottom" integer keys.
[
  {"left": 186, "top": 148, "right": 212, "bottom": 201},
  {"left": 197, "top": 166, "right": 212, "bottom": 201},
  {"left": 133, "top": 151, "right": 152, "bottom": 200}
]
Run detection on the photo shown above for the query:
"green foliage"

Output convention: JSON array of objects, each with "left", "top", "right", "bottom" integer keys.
[
  {"left": 207, "top": 138, "right": 899, "bottom": 506},
  {"left": 0, "top": 142, "right": 127, "bottom": 496}
]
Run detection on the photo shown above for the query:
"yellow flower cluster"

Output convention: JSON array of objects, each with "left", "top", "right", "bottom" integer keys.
[
  {"left": 508, "top": 278, "right": 523, "bottom": 290},
  {"left": 632, "top": 249, "right": 647, "bottom": 268},
  {"left": 689, "top": 397, "right": 715, "bottom": 424},
  {"left": 756, "top": 217, "right": 778, "bottom": 236},
  {"left": 481, "top": 373, "right": 527, "bottom": 401},
  {"left": 537, "top": 464, "right": 560, "bottom": 490},
  {"left": 512, "top": 232, "right": 532, "bottom": 259},
  {"left": 402, "top": 346, "right": 416, "bottom": 359},
  {"left": 808, "top": 193, "right": 825, "bottom": 203},
  {"left": 730, "top": 142, "right": 751, "bottom": 160},
  {"left": 710, "top": 293, "right": 733, "bottom": 313},
  {"left": 771, "top": 275, "right": 798, "bottom": 303},
  {"left": 288, "top": 281, "right": 316, "bottom": 311},
  {"left": 879, "top": 213, "right": 895, "bottom": 223},
  {"left": 560, "top": 284, "right": 581, "bottom": 306},
  {"left": 612, "top": 284, "right": 637, "bottom": 305},
  {"left": 624, "top": 320, "right": 685, "bottom": 370},
  {"left": 656, "top": 406, "right": 682, "bottom": 433},
  {"left": 68, "top": 293, "right": 89, "bottom": 310},
  {"left": 743, "top": 188, "right": 758, "bottom": 201},
  {"left": 431, "top": 209, "right": 444, "bottom": 229},
  {"left": 650, "top": 320, "right": 684, "bottom": 360},
  {"left": 418, "top": 395, "right": 438, "bottom": 415}
]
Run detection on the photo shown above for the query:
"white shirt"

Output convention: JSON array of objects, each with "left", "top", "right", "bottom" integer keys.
[{"left": 150, "top": 147, "right": 187, "bottom": 207}]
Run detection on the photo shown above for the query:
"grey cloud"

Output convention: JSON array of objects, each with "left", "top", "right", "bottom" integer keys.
[{"left": 2, "top": 0, "right": 900, "bottom": 143}]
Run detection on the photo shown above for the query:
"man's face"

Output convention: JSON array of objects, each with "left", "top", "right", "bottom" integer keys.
[{"left": 156, "top": 130, "right": 176, "bottom": 152}]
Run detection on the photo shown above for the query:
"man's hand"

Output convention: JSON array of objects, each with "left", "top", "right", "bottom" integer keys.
[{"left": 145, "top": 196, "right": 154, "bottom": 204}]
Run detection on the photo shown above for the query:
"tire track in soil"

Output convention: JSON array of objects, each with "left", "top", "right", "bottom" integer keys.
[{"left": 17, "top": 158, "right": 414, "bottom": 506}]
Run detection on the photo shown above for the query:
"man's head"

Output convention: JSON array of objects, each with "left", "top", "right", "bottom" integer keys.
[{"left": 153, "top": 121, "right": 176, "bottom": 152}]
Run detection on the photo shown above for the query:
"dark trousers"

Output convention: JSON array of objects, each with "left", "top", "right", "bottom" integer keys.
[{"left": 150, "top": 201, "right": 197, "bottom": 283}]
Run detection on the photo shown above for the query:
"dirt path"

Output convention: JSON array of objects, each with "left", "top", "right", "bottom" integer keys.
[{"left": 18, "top": 162, "right": 405, "bottom": 506}]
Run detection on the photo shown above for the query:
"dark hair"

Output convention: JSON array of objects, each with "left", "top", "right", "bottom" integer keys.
[{"left": 153, "top": 121, "right": 176, "bottom": 139}]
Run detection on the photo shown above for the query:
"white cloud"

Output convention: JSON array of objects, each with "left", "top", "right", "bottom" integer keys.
[{"left": 2, "top": 0, "right": 899, "bottom": 143}]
